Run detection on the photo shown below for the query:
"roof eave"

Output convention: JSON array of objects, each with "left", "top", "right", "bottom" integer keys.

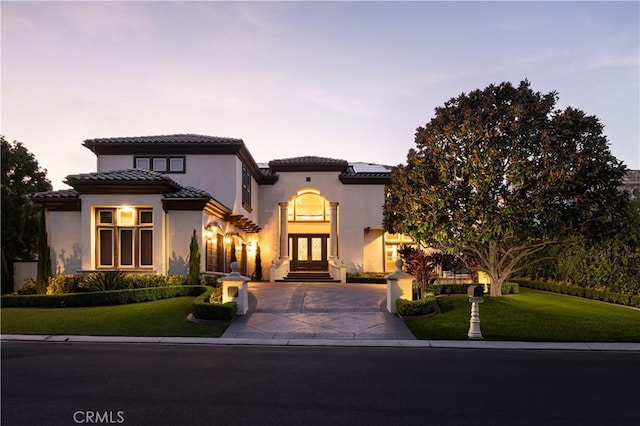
[
  {"left": 339, "top": 175, "right": 391, "bottom": 185},
  {"left": 66, "top": 180, "right": 179, "bottom": 194}
]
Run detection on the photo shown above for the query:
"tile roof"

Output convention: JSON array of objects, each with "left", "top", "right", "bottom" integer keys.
[
  {"left": 33, "top": 189, "right": 80, "bottom": 199},
  {"left": 65, "top": 169, "right": 175, "bottom": 184},
  {"left": 36, "top": 170, "right": 229, "bottom": 209},
  {"left": 164, "top": 186, "right": 213, "bottom": 199},
  {"left": 622, "top": 169, "right": 640, "bottom": 184},
  {"left": 269, "top": 156, "right": 349, "bottom": 167},
  {"left": 83, "top": 134, "right": 243, "bottom": 146}
]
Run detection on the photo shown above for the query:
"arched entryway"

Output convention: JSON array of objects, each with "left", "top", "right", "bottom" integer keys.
[{"left": 277, "top": 189, "right": 339, "bottom": 274}]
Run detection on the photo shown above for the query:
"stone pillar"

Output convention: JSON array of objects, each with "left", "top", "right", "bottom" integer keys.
[
  {"left": 329, "top": 202, "right": 339, "bottom": 260},
  {"left": 385, "top": 260, "right": 415, "bottom": 314},
  {"left": 279, "top": 202, "right": 289, "bottom": 259},
  {"left": 219, "top": 262, "right": 250, "bottom": 315}
]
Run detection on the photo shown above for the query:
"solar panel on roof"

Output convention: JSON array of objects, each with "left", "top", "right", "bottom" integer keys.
[{"left": 350, "top": 163, "right": 389, "bottom": 174}]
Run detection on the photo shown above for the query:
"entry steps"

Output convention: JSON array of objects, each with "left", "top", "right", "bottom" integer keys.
[{"left": 280, "top": 272, "right": 340, "bottom": 282}]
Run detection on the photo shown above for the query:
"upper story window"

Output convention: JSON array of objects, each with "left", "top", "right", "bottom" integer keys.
[
  {"left": 135, "top": 156, "right": 185, "bottom": 173},
  {"left": 287, "top": 190, "right": 328, "bottom": 222},
  {"left": 242, "top": 164, "right": 251, "bottom": 210}
]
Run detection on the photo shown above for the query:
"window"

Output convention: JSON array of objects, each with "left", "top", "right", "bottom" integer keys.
[
  {"left": 169, "top": 157, "right": 184, "bottom": 172},
  {"left": 384, "top": 233, "right": 416, "bottom": 272},
  {"left": 287, "top": 191, "right": 328, "bottom": 221},
  {"left": 134, "top": 156, "right": 185, "bottom": 173},
  {"left": 135, "top": 158, "right": 150, "bottom": 170},
  {"left": 153, "top": 158, "right": 167, "bottom": 172},
  {"left": 96, "top": 208, "right": 153, "bottom": 268},
  {"left": 242, "top": 164, "right": 251, "bottom": 210}
]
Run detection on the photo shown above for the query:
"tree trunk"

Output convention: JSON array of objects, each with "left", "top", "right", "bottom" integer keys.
[{"left": 489, "top": 275, "right": 505, "bottom": 297}]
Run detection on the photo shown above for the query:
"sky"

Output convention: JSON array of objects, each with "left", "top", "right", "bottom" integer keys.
[{"left": 2, "top": 1, "right": 639, "bottom": 190}]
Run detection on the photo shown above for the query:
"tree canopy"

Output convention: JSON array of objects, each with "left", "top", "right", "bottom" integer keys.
[
  {"left": 1, "top": 137, "right": 52, "bottom": 293},
  {"left": 383, "top": 80, "right": 628, "bottom": 296}
]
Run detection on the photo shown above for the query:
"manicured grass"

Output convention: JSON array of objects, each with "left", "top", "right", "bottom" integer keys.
[
  {"left": 1, "top": 296, "right": 228, "bottom": 337},
  {"left": 404, "top": 288, "right": 640, "bottom": 342}
]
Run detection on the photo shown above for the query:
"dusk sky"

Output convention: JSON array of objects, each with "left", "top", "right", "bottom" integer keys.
[{"left": 2, "top": 1, "right": 638, "bottom": 190}]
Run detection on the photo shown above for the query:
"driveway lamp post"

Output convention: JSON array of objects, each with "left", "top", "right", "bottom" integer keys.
[{"left": 467, "top": 285, "right": 484, "bottom": 340}]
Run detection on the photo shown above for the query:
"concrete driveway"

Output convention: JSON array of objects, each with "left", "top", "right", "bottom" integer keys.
[{"left": 222, "top": 282, "right": 415, "bottom": 340}]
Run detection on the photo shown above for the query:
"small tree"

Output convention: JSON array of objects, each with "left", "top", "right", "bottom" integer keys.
[
  {"left": 254, "top": 244, "right": 263, "bottom": 281},
  {"left": 188, "top": 229, "right": 201, "bottom": 285},
  {"left": 397, "top": 245, "right": 434, "bottom": 298},
  {"left": 36, "top": 209, "right": 52, "bottom": 294},
  {"left": 1, "top": 137, "right": 52, "bottom": 293},
  {"left": 230, "top": 239, "right": 237, "bottom": 267}
]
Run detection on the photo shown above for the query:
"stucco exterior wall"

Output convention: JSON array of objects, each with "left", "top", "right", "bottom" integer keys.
[
  {"left": 257, "top": 171, "right": 386, "bottom": 275},
  {"left": 363, "top": 228, "right": 384, "bottom": 273},
  {"left": 166, "top": 210, "right": 202, "bottom": 276},
  {"left": 13, "top": 261, "right": 37, "bottom": 292},
  {"left": 48, "top": 211, "right": 82, "bottom": 275},
  {"left": 97, "top": 155, "right": 132, "bottom": 172}
]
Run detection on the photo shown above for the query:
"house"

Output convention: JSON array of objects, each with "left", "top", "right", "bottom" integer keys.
[{"left": 34, "top": 134, "right": 407, "bottom": 282}]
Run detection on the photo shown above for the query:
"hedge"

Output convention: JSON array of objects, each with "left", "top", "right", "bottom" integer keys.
[
  {"left": 190, "top": 286, "right": 237, "bottom": 321},
  {"left": 396, "top": 295, "right": 438, "bottom": 317},
  {"left": 46, "top": 273, "right": 185, "bottom": 295},
  {"left": 346, "top": 273, "right": 387, "bottom": 284},
  {"left": 432, "top": 282, "right": 519, "bottom": 295},
  {"left": 512, "top": 279, "right": 640, "bottom": 308},
  {"left": 1, "top": 286, "right": 207, "bottom": 308}
]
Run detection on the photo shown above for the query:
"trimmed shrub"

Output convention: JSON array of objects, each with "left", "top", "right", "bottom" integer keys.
[
  {"left": 396, "top": 295, "right": 437, "bottom": 317},
  {"left": 191, "top": 301, "right": 237, "bottom": 321},
  {"left": 2, "top": 286, "right": 207, "bottom": 308},
  {"left": 17, "top": 279, "right": 38, "bottom": 295},
  {"left": 432, "top": 282, "right": 517, "bottom": 295},
  {"left": 346, "top": 273, "right": 386, "bottom": 284},
  {"left": 501, "top": 282, "right": 520, "bottom": 295},
  {"left": 123, "top": 274, "right": 184, "bottom": 289},
  {"left": 191, "top": 286, "right": 237, "bottom": 321},
  {"left": 209, "top": 287, "right": 222, "bottom": 304},
  {"left": 512, "top": 279, "right": 640, "bottom": 308},
  {"left": 201, "top": 274, "right": 219, "bottom": 287},
  {"left": 432, "top": 283, "right": 470, "bottom": 295},
  {"left": 46, "top": 274, "right": 85, "bottom": 294}
]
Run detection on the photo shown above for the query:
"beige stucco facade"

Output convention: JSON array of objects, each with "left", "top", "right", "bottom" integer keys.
[{"left": 35, "top": 135, "right": 394, "bottom": 283}]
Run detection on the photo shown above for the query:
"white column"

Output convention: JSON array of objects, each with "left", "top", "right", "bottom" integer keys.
[
  {"left": 329, "top": 202, "right": 338, "bottom": 260},
  {"left": 279, "top": 202, "right": 289, "bottom": 259}
]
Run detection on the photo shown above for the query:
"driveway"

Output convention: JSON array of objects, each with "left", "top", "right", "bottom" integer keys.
[{"left": 222, "top": 282, "right": 415, "bottom": 340}]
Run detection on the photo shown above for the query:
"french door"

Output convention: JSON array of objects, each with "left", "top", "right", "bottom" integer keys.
[{"left": 289, "top": 234, "right": 329, "bottom": 271}]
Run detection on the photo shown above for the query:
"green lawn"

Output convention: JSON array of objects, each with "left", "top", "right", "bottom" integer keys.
[
  {"left": 0, "top": 296, "right": 227, "bottom": 337},
  {"left": 3, "top": 288, "right": 639, "bottom": 341},
  {"left": 405, "top": 288, "right": 640, "bottom": 342}
]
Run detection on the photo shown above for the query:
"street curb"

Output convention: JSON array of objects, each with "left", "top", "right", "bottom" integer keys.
[{"left": 2, "top": 334, "right": 639, "bottom": 351}]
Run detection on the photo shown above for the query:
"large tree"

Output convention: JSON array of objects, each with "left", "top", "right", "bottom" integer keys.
[
  {"left": 1, "top": 137, "right": 52, "bottom": 293},
  {"left": 384, "top": 80, "right": 628, "bottom": 296}
]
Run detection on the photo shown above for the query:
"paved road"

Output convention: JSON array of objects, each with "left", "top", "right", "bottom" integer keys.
[{"left": 2, "top": 342, "right": 639, "bottom": 426}]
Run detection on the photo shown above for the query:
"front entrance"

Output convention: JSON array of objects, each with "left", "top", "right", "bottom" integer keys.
[{"left": 289, "top": 234, "right": 329, "bottom": 271}]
